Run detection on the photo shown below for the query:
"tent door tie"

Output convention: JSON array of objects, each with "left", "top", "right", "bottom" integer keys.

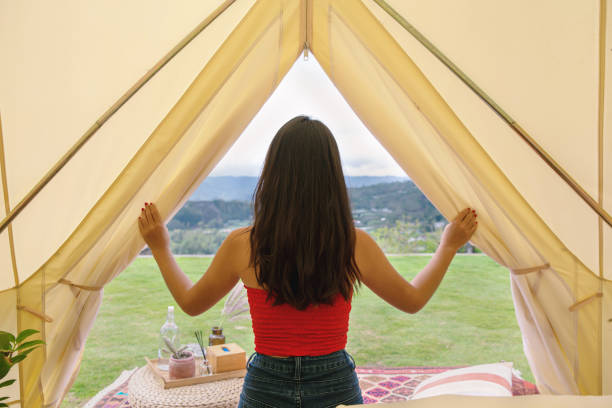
[
  {"left": 17, "top": 305, "right": 53, "bottom": 323},
  {"left": 510, "top": 263, "right": 550, "bottom": 275},
  {"left": 58, "top": 278, "right": 103, "bottom": 292},
  {"left": 569, "top": 292, "right": 603, "bottom": 312}
]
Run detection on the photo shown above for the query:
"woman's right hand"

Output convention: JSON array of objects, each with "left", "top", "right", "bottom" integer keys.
[{"left": 440, "top": 208, "right": 478, "bottom": 252}]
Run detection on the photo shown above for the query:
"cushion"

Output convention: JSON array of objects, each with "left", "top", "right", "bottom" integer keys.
[{"left": 411, "top": 363, "right": 513, "bottom": 399}]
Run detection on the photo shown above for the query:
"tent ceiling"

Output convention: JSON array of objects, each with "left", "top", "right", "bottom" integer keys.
[
  {"left": 0, "top": 0, "right": 256, "bottom": 289},
  {"left": 368, "top": 0, "right": 601, "bottom": 198},
  {"left": 364, "top": 0, "right": 608, "bottom": 277}
]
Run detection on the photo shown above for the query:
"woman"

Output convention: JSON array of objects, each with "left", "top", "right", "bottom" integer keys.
[{"left": 138, "top": 115, "right": 477, "bottom": 407}]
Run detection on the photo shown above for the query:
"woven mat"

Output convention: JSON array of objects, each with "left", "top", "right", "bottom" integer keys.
[{"left": 85, "top": 365, "right": 538, "bottom": 407}]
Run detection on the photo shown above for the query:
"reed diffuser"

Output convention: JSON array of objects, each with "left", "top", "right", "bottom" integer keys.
[{"left": 194, "top": 330, "right": 211, "bottom": 375}]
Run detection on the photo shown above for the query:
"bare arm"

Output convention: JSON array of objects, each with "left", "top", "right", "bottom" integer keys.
[
  {"left": 355, "top": 208, "right": 477, "bottom": 313},
  {"left": 138, "top": 202, "right": 242, "bottom": 316}
]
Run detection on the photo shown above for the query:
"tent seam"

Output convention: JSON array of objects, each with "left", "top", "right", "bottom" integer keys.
[
  {"left": 0, "top": 115, "right": 19, "bottom": 288},
  {"left": 328, "top": 2, "right": 334, "bottom": 84},
  {"left": 597, "top": 0, "right": 606, "bottom": 394},
  {"left": 0, "top": 114, "right": 25, "bottom": 408},
  {"left": 273, "top": 0, "right": 283, "bottom": 88},
  {"left": 598, "top": 0, "right": 606, "bottom": 280}
]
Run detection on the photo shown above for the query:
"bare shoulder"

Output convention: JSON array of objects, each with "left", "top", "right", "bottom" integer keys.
[
  {"left": 353, "top": 228, "right": 384, "bottom": 273},
  {"left": 228, "top": 226, "right": 252, "bottom": 239},
  {"left": 354, "top": 227, "right": 371, "bottom": 241},
  {"left": 223, "top": 226, "right": 252, "bottom": 246},
  {"left": 354, "top": 227, "right": 379, "bottom": 254},
  {"left": 218, "top": 227, "right": 252, "bottom": 266}
]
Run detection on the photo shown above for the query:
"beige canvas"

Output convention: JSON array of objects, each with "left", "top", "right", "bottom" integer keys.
[{"left": 0, "top": 0, "right": 609, "bottom": 406}]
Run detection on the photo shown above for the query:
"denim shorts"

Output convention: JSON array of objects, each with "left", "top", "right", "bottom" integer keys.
[{"left": 238, "top": 349, "right": 363, "bottom": 408}]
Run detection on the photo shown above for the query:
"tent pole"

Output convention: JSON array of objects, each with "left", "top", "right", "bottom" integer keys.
[
  {"left": 0, "top": 113, "right": 25, "bottom": 407},
  {"left": 597, "top": 0, "right": 606, "bottom": 395},
  {"left": 597, "top": 0, "right": 606, "bottom": 279},
  {"left": 0, "top": 114, "right": 19, "bottom": 287},
  {"left": 0, "top": 0, "right": 236, "bottom": 235},
  {"left": 371, "top": 0, "right": 612, "bottom": 229}
]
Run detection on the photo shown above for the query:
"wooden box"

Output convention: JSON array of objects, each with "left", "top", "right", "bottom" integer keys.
[{"left": 206, "top": 343, "right": 246, "bottom": 374}]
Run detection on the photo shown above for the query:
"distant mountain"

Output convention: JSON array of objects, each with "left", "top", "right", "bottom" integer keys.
[
  {"left": 190, "top": 176, "right": 258, "bottom": 201},
  {"left": 344, "top": 176, "right": 409, "bottom": 189},
  {"left": 168, "top": 200, "right": 252, "bottom": 230},
  {"left": 349, "top": 181, "right": 444, "bottom": 229},
  {"left": 161, "top": 180, "right": 456, "bottom": 254},
  {"left": 173, "top": 179, "right": 442, "bottom": 232},
  {"left": 189, "top": 175, "right": 409, "bottom": 201}
]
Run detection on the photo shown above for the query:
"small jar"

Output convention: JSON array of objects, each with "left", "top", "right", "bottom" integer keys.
[
  {"left": 168, "top": 351, "right": 195, "bottom": 379},
  {"left": 209, "top": 326, "right": 225, "bottom": 346},
  {"left": 200, "top": 359, "right": 212, "bottom": 376}
]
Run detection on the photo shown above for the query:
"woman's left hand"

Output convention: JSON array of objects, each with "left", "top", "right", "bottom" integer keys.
[{"left": 138, "top": 202, "right": 170, "bottom": 252}]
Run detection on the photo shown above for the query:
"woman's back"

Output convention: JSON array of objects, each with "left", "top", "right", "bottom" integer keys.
[
  {"left": 138, "top": 115, "right": 477, "bottom": 407},
  {"left": 246, "top": 285, "right": 351, "bottom": 357},
  {"left": 222, "top": 226, "right": 352, "bottom": 357},
  {"left": 228, "top": 225, "right": 427, "bottom": 316}
]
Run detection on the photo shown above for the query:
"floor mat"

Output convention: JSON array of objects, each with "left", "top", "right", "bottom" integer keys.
[
  {"left": 355, "top": 366, "right": 538, "bottom": 404},
  {"left": 84, "top": 365, "right": 538, "bottom": 407}
]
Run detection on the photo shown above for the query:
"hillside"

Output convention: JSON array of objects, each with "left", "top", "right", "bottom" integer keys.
[
  {"left": 189, "top": 175, "right": 409, "bottom": 201},
  {"left": 157, "top": 180, "right": 451, "bottom": 254},
  {"left": 168, "top": 200, "right": 251, "bottom": 230},
  {"left": 169, "top": 180, "right": 442, "bottom": 231},
  {"left": 349, "top": 181, "right": 443, "bottom": 230}
]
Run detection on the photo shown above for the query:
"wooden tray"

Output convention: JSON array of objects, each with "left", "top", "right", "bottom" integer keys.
[{"left": 144, "top": 357, "right": 246, "bottom": 389}]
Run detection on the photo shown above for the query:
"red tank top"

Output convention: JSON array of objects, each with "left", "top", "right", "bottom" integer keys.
[{"left": 245, "top": 286, "right": 352, "bottom": 357}]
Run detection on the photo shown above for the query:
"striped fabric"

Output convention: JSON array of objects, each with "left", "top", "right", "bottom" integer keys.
[
  {"left": 245, "top": 286, "right": 351, "bottom": 356},
  {"left": 411, "top": 363, "right": 513, "bottom": 399}
]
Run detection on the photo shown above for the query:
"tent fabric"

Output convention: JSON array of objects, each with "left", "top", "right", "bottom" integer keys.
[
  {"left": 315, "top": 0, "right": 608, "bottom": 395},
  {"left": 0, "top": 0, "right": 609, "bottom": 406}
]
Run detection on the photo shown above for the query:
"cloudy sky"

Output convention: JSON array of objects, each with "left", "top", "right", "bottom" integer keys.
[{"left": 209, "top": 55, "right": 407, "bottom": 178}]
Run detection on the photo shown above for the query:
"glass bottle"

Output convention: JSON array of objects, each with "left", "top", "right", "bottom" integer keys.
[
  {"left": 158, "top": 306, "right": 179, "bottom": 371},
  {"left": 208, "top": 326, "right": 225, "bottom": 346}
]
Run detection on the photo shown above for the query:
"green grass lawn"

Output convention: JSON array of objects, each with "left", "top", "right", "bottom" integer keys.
[{"left": 61, "top": 255, "right": 533, "bottom": 407}]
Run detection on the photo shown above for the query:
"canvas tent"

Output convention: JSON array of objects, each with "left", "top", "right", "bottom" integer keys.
[{"left": 0, "top": 0, "right": 610, "bottom": 406}]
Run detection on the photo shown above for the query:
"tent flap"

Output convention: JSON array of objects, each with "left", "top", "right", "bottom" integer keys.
[{"left": 312, "top": 0, "right": 608, "bottom": 395}]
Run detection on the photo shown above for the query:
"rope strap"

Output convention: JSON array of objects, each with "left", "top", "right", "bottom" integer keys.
[
  {"left": 569, "top": 292, "right": 603, "bottom": 312},
  {"left": 17, "top": 305, "right": 53, "bottom": 323},
  {"left": 511, "top": 263, "right": 550, "bottom": 275},
  {"left": 43, "top": 397, "right": 60, "bottom": 408},
  {"left": 58, "top": 278, "right": 103, "bottom": 291}
]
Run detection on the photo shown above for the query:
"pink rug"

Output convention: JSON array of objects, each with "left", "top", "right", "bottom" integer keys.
[
  {"left": 86, "top": 365, "right": 538, "bottom": 407},
  {"left": 355, "top": 366, "right": 538, "bottom": 404}
]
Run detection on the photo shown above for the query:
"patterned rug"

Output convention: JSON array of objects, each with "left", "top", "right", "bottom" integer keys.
[
  {"left": 85, "top": 365, "right": 538, "bottom": 407},
  {"left": 355, "top": 366, "right": 538, "bottom": 404}
]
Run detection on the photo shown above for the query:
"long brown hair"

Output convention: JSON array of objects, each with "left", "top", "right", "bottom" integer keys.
[{"left": 249, "top": 115, "right": 361, "bottom": 310}]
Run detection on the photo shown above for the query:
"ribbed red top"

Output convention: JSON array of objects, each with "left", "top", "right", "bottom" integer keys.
[{"left": 246, "top": 286, "right": 352, "bottom": 357}]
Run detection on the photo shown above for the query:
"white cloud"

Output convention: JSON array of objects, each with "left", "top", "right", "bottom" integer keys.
[{"left": 210, "top": 55, "right": 407, "bottom": 178}]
